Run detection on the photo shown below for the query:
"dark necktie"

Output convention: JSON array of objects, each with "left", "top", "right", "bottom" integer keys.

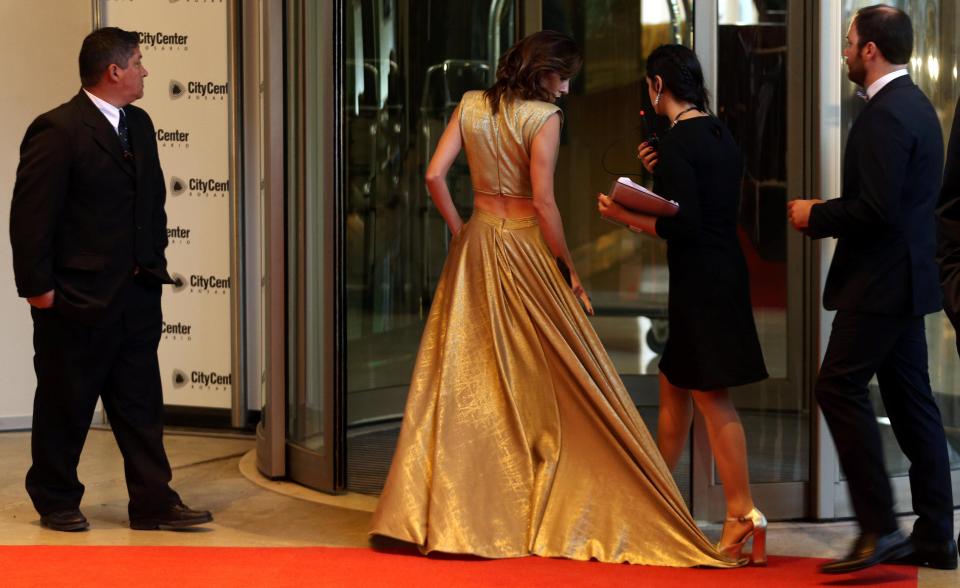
[{"left": 118, "top": 109, "right": 133, "bottom": 159}]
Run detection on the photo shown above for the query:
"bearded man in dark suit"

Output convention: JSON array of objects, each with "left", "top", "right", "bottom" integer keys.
[
  {"left": 788, "top": 5, "right": 955, "bottom": 574},
  {"left": 10, "top": 27, "right": 212, "bottom": 532}
]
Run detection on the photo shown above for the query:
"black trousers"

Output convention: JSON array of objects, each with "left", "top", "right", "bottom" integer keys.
[
  {"left": 25, "top": 277, "right": 180, "bottom": 519},
  {"left": 816, "top": 310, "right": 954, "bottom": 542}
]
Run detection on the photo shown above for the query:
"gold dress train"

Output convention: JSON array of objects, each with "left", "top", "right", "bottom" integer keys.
[{"left": 369, "top": 92, "right": 736, "bottom": 568}]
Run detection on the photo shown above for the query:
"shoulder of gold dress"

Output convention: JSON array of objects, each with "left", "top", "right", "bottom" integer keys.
[
  {"left": 517, "top": 99, "right": 559, "bottom": 118},
  {"left": 461, "top": 90, "right": 484, "bottom": 107}
]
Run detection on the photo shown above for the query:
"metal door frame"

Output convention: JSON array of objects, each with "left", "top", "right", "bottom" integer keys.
[
  {"left": 256, "top": 0, "right": 347, "bottom": 492},
  {"left": 255, "top": 0, "right": 288, "bottom": 479}
]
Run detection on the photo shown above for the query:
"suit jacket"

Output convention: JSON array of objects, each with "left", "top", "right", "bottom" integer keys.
[
  {"left": 808, "top": 76, "right": 943, "bottom": 316},
  {"left": 10, "top": 90, "right": 174, "bottom": 324},
  {"left": 936, "top": 97, "right": 960, "bottom": 324}
]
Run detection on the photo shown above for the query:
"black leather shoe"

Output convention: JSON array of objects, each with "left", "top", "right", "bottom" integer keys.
[
  {"left": 820, "top": 531, "right": 913, "bottom": 574},
  {"left": 40, "top": 509, "right": 89, "bottom": 532},
  {"left": 129, "top": 502, "right": 213, "bottom": 530},
  {"left": 894, "top": 535, "right": 958, "bottom": 570}
]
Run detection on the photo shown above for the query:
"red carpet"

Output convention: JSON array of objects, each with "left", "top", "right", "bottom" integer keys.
[{"left": 0, "top": 545, "right": 918, "bottom": 587}]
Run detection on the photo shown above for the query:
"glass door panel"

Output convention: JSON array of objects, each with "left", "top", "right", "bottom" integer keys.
[
  {"left": 695, "top": 0, "right": 809, "bottom": 521},
  {"left": 540, "top": 0, "right": 695, "bottom": 502},
  {"left": 343, "top": 0, "right": 516, "bottom": 494}
]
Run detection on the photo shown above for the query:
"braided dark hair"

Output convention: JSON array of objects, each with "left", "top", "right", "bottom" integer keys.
[
  {"left": 484, "top": 30, "right": 582, "bottom": 115},
  {"left": 645, "top": 44, "right": 710, "bottom": 112}
]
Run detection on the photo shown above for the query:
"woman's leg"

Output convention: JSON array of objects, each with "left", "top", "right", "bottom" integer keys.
[
  {"left": 691, "top": 388, "right": 755, "bottom": 547},
  {"left": 657, "top": 372, "right": 693, "bottom": 471}
]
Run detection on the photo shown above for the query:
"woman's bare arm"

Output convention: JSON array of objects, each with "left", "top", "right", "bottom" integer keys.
[
  {"left": 425, "top": 106, "right": 465, "bottom": 235},
  {"left": 531, "top": 113, "right": 593, "bottom": 314}
]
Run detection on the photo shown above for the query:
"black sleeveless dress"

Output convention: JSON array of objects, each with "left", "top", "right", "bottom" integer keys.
[{"left": 653, "top": 116, "right": 768, "bottom": 390}]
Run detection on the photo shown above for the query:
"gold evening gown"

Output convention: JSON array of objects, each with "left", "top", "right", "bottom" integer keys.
[{"left": 369, "top": 91, "right": 736, "bottom": 568}]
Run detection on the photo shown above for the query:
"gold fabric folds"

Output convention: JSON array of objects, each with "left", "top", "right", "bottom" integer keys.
[{"left": 370, "top": 210, "right": 736, "bottom": 568}]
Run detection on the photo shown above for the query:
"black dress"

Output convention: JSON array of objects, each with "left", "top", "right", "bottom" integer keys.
[{"left": 653, "top": 116, "right": 768, "bottom": 390}]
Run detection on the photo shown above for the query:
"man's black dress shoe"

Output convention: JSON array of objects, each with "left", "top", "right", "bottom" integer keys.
[
  {"left": 40, "top": 509, "right": 89, "bottom": 532},
  {"left": 894, "top": 535, "right": 958, "bottom": 570},
  {"left": 820, "top": 531, "right": 913, "bottom": 574},
  {"left": 129, "top": 502, "right": 213, "bottom": 530}
]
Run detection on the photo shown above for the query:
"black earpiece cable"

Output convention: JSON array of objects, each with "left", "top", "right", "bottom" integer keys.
[{"left": 600, "top": 124, "right": 647, "bottom": 179}]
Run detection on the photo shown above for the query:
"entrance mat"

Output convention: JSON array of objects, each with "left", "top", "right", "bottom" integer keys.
[{"left": 0, "top": 545, "right": 918, "bottom": 587}]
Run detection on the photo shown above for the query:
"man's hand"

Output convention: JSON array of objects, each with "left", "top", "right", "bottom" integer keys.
[
  {"left": 27, "top": 290, "right": 55, "bottom": 309},
  {"left": 787, "top": 198, "right": 823, "bottom": 230}
]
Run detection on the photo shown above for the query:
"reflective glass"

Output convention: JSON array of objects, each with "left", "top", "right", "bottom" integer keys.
[
  {"left": 714, "top": 0, "right": 806, "bottom": 487},
  {"left": 543, "top": 0, "right": 695, "bottom": 501},
  {"left": 343, "top": 0, "right": 516, "bottom": 493},
  {"left": 545, "top": 0, "right": 692, "bottom": 376}
]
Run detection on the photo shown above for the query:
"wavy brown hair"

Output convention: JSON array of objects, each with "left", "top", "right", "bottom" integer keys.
[{"left": 484, "top": 30, "right": 582, "bottom": 115}]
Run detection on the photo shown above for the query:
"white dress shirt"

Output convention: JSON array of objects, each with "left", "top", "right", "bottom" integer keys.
[
  {"left": 865, "top": 68, "right": 909, "bottom": 101},
  {"left": 82, "top": 89, "right": 124, "bottom": 134}
]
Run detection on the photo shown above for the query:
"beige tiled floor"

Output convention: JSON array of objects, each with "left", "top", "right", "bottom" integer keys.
[{"left": 0, "top": 429, "right": 957, "bottom": 586}]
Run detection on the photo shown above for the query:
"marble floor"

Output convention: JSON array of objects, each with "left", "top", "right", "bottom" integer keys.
[{"left": 1, "top": 429, "right": 957, "bottom": 586}]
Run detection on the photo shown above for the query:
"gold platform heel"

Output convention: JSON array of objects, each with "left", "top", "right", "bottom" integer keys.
[{"left": 718, "top": 508, "right": 767, "bottom": 565}]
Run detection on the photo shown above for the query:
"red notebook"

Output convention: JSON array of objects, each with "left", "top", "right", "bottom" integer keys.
[{"left": 603, "top": 176, "right": 679, "bottom": 233}]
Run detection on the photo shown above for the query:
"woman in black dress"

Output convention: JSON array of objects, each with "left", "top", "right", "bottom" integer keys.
[{"left": 597, "top": 44, "right": 769, "bottom": 564}]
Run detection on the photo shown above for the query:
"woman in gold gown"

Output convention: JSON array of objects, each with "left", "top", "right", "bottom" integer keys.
[{"left": 369, "top": 31, "right": 737, "bottom": 568}]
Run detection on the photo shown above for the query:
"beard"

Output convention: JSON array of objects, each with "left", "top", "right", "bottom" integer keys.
[
  {"left": 845, "top": 45, "right": 868, "bottom": 87},
  {"left": 846, "top": 59, "right": 866, "bottom": 87}
]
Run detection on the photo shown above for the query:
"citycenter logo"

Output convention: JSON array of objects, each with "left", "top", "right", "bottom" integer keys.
[
  {"left": 170, "top": 79, "right": 229, "bottom": 101},
  {"left": 170, "top": 175, "right": 229, "bottom": 198},
  {"left": 138, "top": 31, "right": 189, "bottom": 51},
  {"left": 189, "top": 274, "right": 231, "bottom": 293},
  {"left": 191, "top": 370, "right": 232, "bottom": 388},
  {"left": 162, "top": 320, "right": 193, "bottom": 340},
  {"left": 170, "top": 369, "right": 232, "bottom": 389},
  {"left": 156, "top": 128, "right": 190, "bottom": 148},
  {"left": 170, "top": 272, "right": 187, "bottom": 292},
  {"left": 172, "top": 368, "right": 188, "bottom": 389},
  {"left": 170, "top": 273, "right": 231, "bottom": 295},
  {"left": 169, "top": 80, "right": 185, "bottom": 99},
  {"left": 170, "top": 176, "right": 186, "bottom": 196},
  {"left": 167, "top": 225, "right": 191, "bottom": 245}
]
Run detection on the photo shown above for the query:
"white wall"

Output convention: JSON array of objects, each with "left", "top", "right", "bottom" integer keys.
[{"left": 0, "top": 1, "right": 92, "bottom": 429}]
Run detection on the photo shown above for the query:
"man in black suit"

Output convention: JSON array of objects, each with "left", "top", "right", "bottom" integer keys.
[
  {"left": 788, "top": 5, "right": 956, "bottom": 574},
  {"left": 10, "top": 28, "right": 212, "bottom": 531}
]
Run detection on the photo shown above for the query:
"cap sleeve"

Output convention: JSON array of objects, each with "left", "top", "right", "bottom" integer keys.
[{"left": 522, "top": 102, "right": 562, "bottom": 148}]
